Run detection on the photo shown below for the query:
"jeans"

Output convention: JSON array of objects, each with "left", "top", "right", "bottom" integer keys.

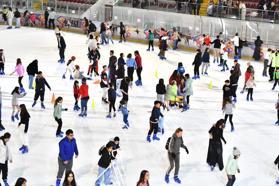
[
  {"left": 81, "top": 97, "right": 89, "bottom": 114},
  {"left": 28, "top": 75, "right": 34, "bottom": 89},
  {"left": 95, "top": 166, "right": 111, "bottom": 185},
  {"left": 173, "top": 39, "right": 178, "bottom": 50},
  {"left": 49, "top": 19, "right": 55, "bottom": 29},
  {"left": 123, "top": 114, "right": 128, "bottom": 125},
  {"left": 201, "top": 63, "right": 209, "bottom": 74},
  {"left": 16, "top": 18, "right": 21, "bottom": 28},
  {"left": 101, "top": 31, "right": 108, "bottom": 44}
]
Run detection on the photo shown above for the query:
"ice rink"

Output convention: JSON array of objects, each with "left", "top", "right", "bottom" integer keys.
[{"left": 0, "top": 26, "right": 278, "bottom": 186}]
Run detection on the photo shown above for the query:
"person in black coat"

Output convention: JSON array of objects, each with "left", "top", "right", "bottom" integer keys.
[
  {"left": 57, "top": 33, "right": 66, "bottom": 63},
  {"left": 253, "top": 36, "right": 263, "bottom": 61},
  {"left": 44, "top": 8, "right": 49, "bottom": 28},
  {"left": 88, "top": 48, "right": 100, "bottom": 77},
  {"left": 100, "top": 22, "right": 108, "bottom": 45},
  {"left": 107, "top": 83, "right": 117, "bottom": 118},
  {"left": 32, "top": 71, "right": 51, "bottom": 109},
  {"left": 211, "top": 35, "right": 221, "bottom": 63},
  {"left": 108, "top": 50, "right": 117, "bottom": 88},
  {"left": 119, "top": 77, "right": 129, "bottom": 107},
  {"left": 117, "top": 53, "right": 125, "bottom": 79},
  {"left": 222, "top": 80, "right": 232, "bottom": 109},
  {"left": 18, "top": 104, "right": 30, "bottom": 153},
  {"left": 230, "top": 68, "right": 240, "bottom": 103},
  {"left": 110, "top": 136, "right": 120, "bottom": 159},
  {"left": 146, "top": 101, "right": 163, "bottom": 142},
  {"left": 95, "top": 142, "right": 114, "bottom": 185},
  {"left": 206, "top": 119, "right": 226, "bottom": 171},
  {"left": 156, "top": 78, "right": 166, "bottom": 109},
  {"left": 27, "top": 59, "right": 38, "bottom": 90},
  {"left": 119, "top": 22, "right": 126, "bottom": 43},
  {"left": 192, "top": 49, "right": 202, "bottom": 79},
  {"left": 201, "top": 48, "right": 210, "bottom": 75},
  {"left": 100, "top": 65, "right": 109, "bottom": 103},
  {"left": 88, "top": 20, "right": 96, "bottom": 35}
]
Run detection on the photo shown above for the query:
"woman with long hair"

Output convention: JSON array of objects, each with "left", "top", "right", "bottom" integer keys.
[
  {"left": 53, "top": 97, "right": 68, "bottom": 138},
  {"left": 63, "top": 170, "right": 77, "bottom": 186},
  {"left": 18, "top": 104, "right": 30, "bottom": 154},
  {"left": 136, "top": 170, "right": 149, "bottom": 186}
]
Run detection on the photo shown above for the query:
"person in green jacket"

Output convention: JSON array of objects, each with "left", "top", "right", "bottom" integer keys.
[
  {"left": 225, "top": 147, "right": 241, "bottom": 186},
  {"left": 147, "top": 30, "right": 154, "bottom": 51},
  {"left": 166, "top": 81, "right": 178, "bottom": 107},
  {"left": 272, "top": 68, "right": 279, "bottom": 90},
  {"left": 54, "top": 97, "right": 68, "bottom": 138}
]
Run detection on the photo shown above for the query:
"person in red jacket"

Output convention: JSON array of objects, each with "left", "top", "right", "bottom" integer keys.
[
  {"left": 79, "top": 78, "right": 89, "bottom": 117},
  {"left": 73, "top": 80, "right": 80, "bottom": 111},
  {"left": 135, "top": 50, "right": 143, "bottom": 86},
  {"left": 169, "top": 70, "right": 182, "bottom": 86}
]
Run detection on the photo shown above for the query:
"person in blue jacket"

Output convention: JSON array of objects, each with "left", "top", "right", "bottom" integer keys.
[
  {"left": 146, "top": 101, "right": 164, "bottom": 142},
  {"left": 126, "top": 53, "right": 137, "bottom": 85},
  {"left": 56, "top": 129, "right": 78, "bottom": 186}
]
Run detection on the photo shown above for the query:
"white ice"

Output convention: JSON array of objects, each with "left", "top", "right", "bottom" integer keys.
[{"left": 0, "top": 26, "right": 278, "bottom": 186}]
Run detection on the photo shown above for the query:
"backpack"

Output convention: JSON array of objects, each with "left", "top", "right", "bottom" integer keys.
[
  {"left": 165, "top": 137, "right": 172, "bottom": 150},
  {"left": 98, "top": 145, "right": 105, "bottom": 155}
]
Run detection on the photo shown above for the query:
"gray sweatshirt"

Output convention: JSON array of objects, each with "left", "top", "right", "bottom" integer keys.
[
  {"left": 169, "top": 133, "right": 187, "bottom": 154},
  {"left": 12, "top": 92, "right": 26, "bottom": 106}
]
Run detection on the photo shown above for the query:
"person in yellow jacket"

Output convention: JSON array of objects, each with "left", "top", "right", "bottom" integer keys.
[
  {"left": 272, "top": 68, "right": 279, "bottom": 90},
  {"left": 269, "top": 50, "right": 276, "bottom": 81},
  {"left": 225, "top": 147, "right": 241, "bottom": 186}
]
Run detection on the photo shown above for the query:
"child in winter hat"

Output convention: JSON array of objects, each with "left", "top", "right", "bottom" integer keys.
[{"left": 233, "top": 147, "right": 241, "bottom": 157}]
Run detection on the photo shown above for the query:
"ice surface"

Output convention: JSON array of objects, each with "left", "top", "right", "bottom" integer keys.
[{"left": 0, "top": 26, "right": 278, "bottom": 186}]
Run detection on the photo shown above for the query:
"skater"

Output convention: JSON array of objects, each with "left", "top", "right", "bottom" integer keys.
[
  {"left": 126, "top": 53, "right": 137, "bottom": 85},
  {"left": 44, "top": 8, "right": 49, "bottom": 28},
  {"left": 48, "top": 8, "right": 56, "bottom": 29},
  {"left": 182, "top": 74, "right": 193, "bottom": 111},
  {"left": 116, "top": 53, "right": 125, "bottom": 95},
  {"left": 88, "top": 20, "right": 97, "bottom": 36},
  {"left": 263, "top": 48, "right": 272, "bottom": 77},
  {"left": 231, "top": 33, "right": 239, "bottom": 57},
  {"left": 246, "top": 74, "right": 256, "bottom": 101},
  {"left": 206, "top": 119, "right": 226, "bottom": 171},
  {"left": 231, "top": 60, "right": 241, "bottom": 102},
  {"left": 119, "top": 22, "right": 126, "bottom": 43},
  {"left": 26, "top": 59, "right": 38, "bottom": 89},
  {"left": 0, "top": 132, "right": 12, "bottom": 186},
  {"left": 100, "top": 65, "right": 109, "bottom": 103},
  {"left": 223, "top": 98, "right": 235, "bottom": 131},
  {"left": 57, "top": 33, "right": 66, "bottom": 63},
  {"left": 56, "top": 129, "right": 78, "bottom": 186},
  {"left": 88, "top": 34, "right": 97, "bottom": 52},
  {"left": 165, "top": 128, "right": 189, "bottom": 184},
  {"left": 10, "top": 58, "right": 25, "bottom": 93},
  {"left": 100, "top": 21, "right": 107, "bottom": 45},
  {"left": 192, "top": 49, "right": 202, "bottom": 79},
  {"left": 0, "top": 49, "right": 5, "bottom": 75},
  {"left": 253, "top": 36, "right": 263, "bottom": 61},
  {"left": 73, "top": 81, "right": 80, "bottom": 111},
  {"left": 275, "top": 93, "right": 279, "bottom": 125},
  {"left": 147, "top": 30, "right": 154, "bottom": 51},
  {"left": 108, "top": 50, "right": 117, "bottom": 88},
  {"left": 79, "top": 78, "right": 89, "bottom": 117},
  {"left": 106, "top": 26, "right": 114, "bottom": 44},
  {"left": 62, "top": 170, "right": 77, "bottom": 186},
  {"left": 269, "top": 50, "right": 277, "bottom": 81},
  {"left": 169, "top": 70, "right": 182, "bottom": 85},
  {"left": 136, "top": 170, "right": 150, "bottom": 186},
  {"left": 172, "top": 28, "right": 180, "bottom": 50},
  {"left": 146, "top": 101, "right": 164, "bottom": 142},
  {"left": 110, "top": 137, "right": 120, "bottom": 159},
  {"left": 54, "top": 97, "right": 68, "bottom": 138},
  {"left": 211, "top": 35, "right": 221, "bottom": 63},
  {"left": 240, "top": 62, "right": 254, "bottom": 93},
  {"left": 95, "top": 142, "right": 114, "bottom": 186},
  {"left": 201, "top": 48, "right": 210, "bottom": 75},
  {"left": 119, "top": 77, "right": 130, "bottom": 106},
  {"left": 273, "top": 68, "right": 279, "bottom": 90},
  {"left": 156, "top": 79, "right": 167, "bottom": 109},
  {"left": 11, "top": 87, "right": 26, "bottom": 122},
  {"left": 135, "top": 51, "right": 143, "bottom": 86},
  {"left": 275, "top": 154, "right": 279, "bottom": 184},
  {"left": 166, "top": 81, "right": 178, "bottom": 108},
  {"left": 225, "top": 147, "right": 241, "bottom": 186},
  {"left": 88, "top": 49, "right": 100, "bottom": 77},
  {"left": 14, "top": 8, "right": 21, "bottom": 28},
  {"left": 6, "top": 7, "right": 13, "bottom": 29},
  {"left": 62, "top": 56, "right": 76, "bottom": 80},
  {"left": 32, "top": 71, "right": 51, "bottom": 109},
  {"left": 2, "top": 6, "right": 8, "bottom": 25},
  {"left": 18, "top": 104, "right": 30, "bottom": 154},
  {"left": 119, "top": 100, "right": 129, "bottom": 129},
  {"left": 221, "top": 47, "right": 229, "bottom": 71},
  {"left": 15, "top": 177, "right": 27, "bottom": 186},
  {"left": 158, "top": 35, "right": 168, "bottom": 60},
  {"left": 107, "top": 83, "right": 117, "bottom": 118},
  {"left": 0, "top": 87, "right": 4, "bottom": 131},
  {"left": 177, "top": 62, "right": 185, "bottom": 76}
]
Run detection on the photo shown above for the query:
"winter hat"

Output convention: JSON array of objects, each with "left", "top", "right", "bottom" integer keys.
[
  {"left": 106, "top": 141, "right": 115, "bottom": 148},
  {"left": 114, "top": 136, "right": 120, "bottom": 141},
  {"left": 233, "top": 147, "right": 241, "bottom": 156},
  {"left": 71, "top": 56, "right": 76, "bottom": 61}
]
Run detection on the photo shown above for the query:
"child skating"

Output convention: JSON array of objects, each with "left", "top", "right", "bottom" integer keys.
[
  {"left": 223, "top": 98, "right": 235, "bottom": 132},
  {"left": 53, "top": 97, "right": 68, "bottom": 138},
  {"left": 107, "top": 83, "right": 117, "bottom": 118},
  {"left": 11, "top": 87, "right": 27, "bottom": 122},
  {"left": 146, "top": 101, "right": 163, "bottom": 142},
  {"left": 18, "top": 104, "right": 30, "bottom": 154},
  {"left": 119, "top": 100, "right": 129, "bottom": 129},
  {"left": 73, "top": 80, "right": 80, "bottom": 111},
  {"left": 79, "top": 78, "right": 89, "bottom": 117},
  {"left": 62, "top": 56, "right": 76, "bottom": 80}
]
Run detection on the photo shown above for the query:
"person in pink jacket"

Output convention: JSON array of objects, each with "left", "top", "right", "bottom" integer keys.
[
  {"left": 10, "top": 58, "right": 25, "bottom": 93},
  {"left": 136, "top": 170, "right": 150, "bottom": 186}
]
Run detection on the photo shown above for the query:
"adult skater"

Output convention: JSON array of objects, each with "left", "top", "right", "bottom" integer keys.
[
  {"left": 54, "top": 97, "right": 68, "bottom": 138},
  {"left": 206, "top": 119, "right": 226, "bottom": 171},
  {"left": 18, "top": 104, "right": 30, "bottom": 154},
  {"left": 182, "top": 74, "right": 193, "bottom": 111},
  {"left": 201, "top": 48, "right": 210, "bottom": 75},
  {"left": 135, "top": 50, "right": 143, "bottom": 86},
  {"left": 231, "top": 60, "right": 241, "bottom": 102},
  {"left": 223, "top": 98, "right": 235, "bottom": 131},
  {"left": 100, "top": 21, "right": 108, "bottom": 45},
  {"left": 119, "top": 77, "right": 130, "bottom": 106},
  {"left": 156, "top": 79, "right": 167, "bottom": 109},
  {"left": 159, "top": 35, "right": 168, "bottom": 60},
  {"left": 44, "top": 8, "right": 49, "bottom": 28},
  {"left": 32, "top": 71, "right": 51, "bottom": 109},
  {"left": 79, "top": 78, "right": 89, "bottom": 117},
  {"left": 100, "top": 65, "right": 109, "bottom": 103},
  {"left": 240, "top": 62, "right": 254, "bottom": 93},
  {"left": 126, "top": 53, "right": 137, "bottom": 86},
  {"left": 211, "top": 35, "right": 221, "bottom": 63},
  {"left": 2, "top": 6, "right": 8, "bottom": 25},
  {"left": 14, "top": 8, "right": 21, "bottom": 28},
  {"left": 0, "top": 87, "right": 4, "bottom": 131},
  {"left": 269, "top": 50, "right": 277, "bottom": 81},
  {"left": 108, "top": 50, "right": 117, "bottom": 88},
  {"left": 10, "top": 58, "right": 25, "bottom": 93},
  {"left": 146, "top": 101, "right": 164, "bottom": 142},
  {"left": 231, "top": 33, "right": 239, "bottom": 57},
  {"left": 88, "top": 20, "right": 97, "bottom": 36},
  {"left": 165, "top": 128, "right": 189, "bottom": 184},
  {"left": 246, "top": 74, "right": 256, "bottom": 101},
  {"left": 48, "top": 8, "right": 56, "bottom": 29},
  {"left": 263, "top": 48, "right": 271, "bottom": 77},
  {"left": 253, "top": 36, "right": 263, "bottom": 61},
  {"left": 26, "top": 59, "right": 38, "bottom": 89},
  {"left": 88, "top": 48, "right": 100, "bottom": 77},
  {"left": 62, "top": 56, "right": 76, "bottom": 80},
  {"left": 136, "top": 170, "right": 150, "bottom": 186},
  {"left": 0, "top": 132, "right": 12, "bottom": 186},
  {"left": 6, "top": 7, "right": 13, "bottom": 29},
  {"left": 0, "top": 49, "right": 5, "bottom": 75},
  {"left": 119, "top": 22, "right": 126, "bottom": 43},
  {"left": 95, "top": 141, "right": 114, "bottom": 186},
  {"left": 192, "top": 49, "right": 202, "bottom": 79},
  {"left": 11, "top": 87, "right": 26, "bottom": 122},
  {"left": 62, "top": 170, "right": 77, "bottom": 186},
  {"left": 146, "top": 30, "right": 154, "bottom": 51},
  {"left": 225, "top": 147, "right": 241, "bottom": 186},
  {"left": 107, "top": 83, "right": 117, "bottom": 118},
  {"left": 56, "top": 129, "right": 78, "bottom": 186},
  {"left": 116, "top": 53, "right": 125, "bottom": 93},
  {"left": 57, "top": 33, "right": 66, "bottom": 63}
]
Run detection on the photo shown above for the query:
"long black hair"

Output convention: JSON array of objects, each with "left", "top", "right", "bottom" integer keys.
[
  {"left": 63, "top": 170, "right": 76, "bottom": 186},
  {"left": 16, "top": 58, "right": 22, "bottom": 66},
  {"left": 15, "top": 177, "right": 27, "bottom": 186},
  {"left": 0, "top": 132, "right": 11, "bottom": 145},
  {"left": 54, "top": 97, "right": 63, "bottom": 107},
  {"left": 136, "top": 170, "right": 149, "bottom": 186},
  {"left": 19, "top": 104, "right": 30, "bottom": 118},
  {"left": 11, "top": 87, "right": 20, "bottom": 95}
]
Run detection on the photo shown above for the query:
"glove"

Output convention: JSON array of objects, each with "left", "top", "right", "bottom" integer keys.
[
  {"left": 185, "top": 148, "right": 189, "bottom": 154},
  {"left": 171, "top": 153, "right": 176, "bottom": 159},
  {"left": 64, "top": 108, "right": 68, "bottom": 111}
]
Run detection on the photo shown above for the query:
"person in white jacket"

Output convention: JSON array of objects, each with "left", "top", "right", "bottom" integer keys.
[
  {"left": 223, "top": 98, "right": 235, "bottom": 132},
  {"left": 0, "top": 132, "right": 12, "bottom": 186},
  {"left": 225, "top": 147, "right": 240, "bottom": 186},
  {"left": 48, "top": 8, "right": 56, "bottom": 29},
  {"left": 231, "top": 33, "right": 239, "bottom": 57},
  {"left": 6, "top": 7, "right": 13, "bottom": 29}
]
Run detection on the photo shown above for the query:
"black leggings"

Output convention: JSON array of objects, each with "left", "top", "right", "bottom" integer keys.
[
  {"left": 148, "top": 40, "right": 154, "bottom": 49},
  {"left": 226, "top": 175, "right": 236, "bottom": 186},
  {"left": 277, "top": 110, "right": 279, "bottom": 121},
  {"left": 55, "top": 118, "right": 62, "bottom": 135},
  {"left": 247, "top": 88, "right": 253, "bottom": 99},
  {"left": 0, "top": 63, "right": 4, "bottom": 72},
  {"left": 148, "top": 122, "right": 158, "bottom": 136},
  {"left": 127, "top": 67, "right": 134, "bottom": 82},
  {"left": 194, "top": 65, "right": 200, "bottom": 76},
  {"left": 109, "top": 100, "right": 116, "bottom": 113},
  {"left": 120, "top": 33, "right": 126, "bottom": 42},
  {"left": 136, "top": 67, "right": 142, "bottom": 81},
  {"left": 34, "top": 90, "right": 45, "bottom": 102},
  {"left": 224, "top": 114, "right": 233, "bottom": 128},
  {"left": 273, "top": 79, "right": 279, "bottom": 89},
  {"left": 185, "top": 95, "right": 190, "bottom": 105},
  {"left": 18, "top": 76, "right": 23, "bottom": 88},
  {"left": 0, "top": 161, "right": 8, "bottom": 180}
]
